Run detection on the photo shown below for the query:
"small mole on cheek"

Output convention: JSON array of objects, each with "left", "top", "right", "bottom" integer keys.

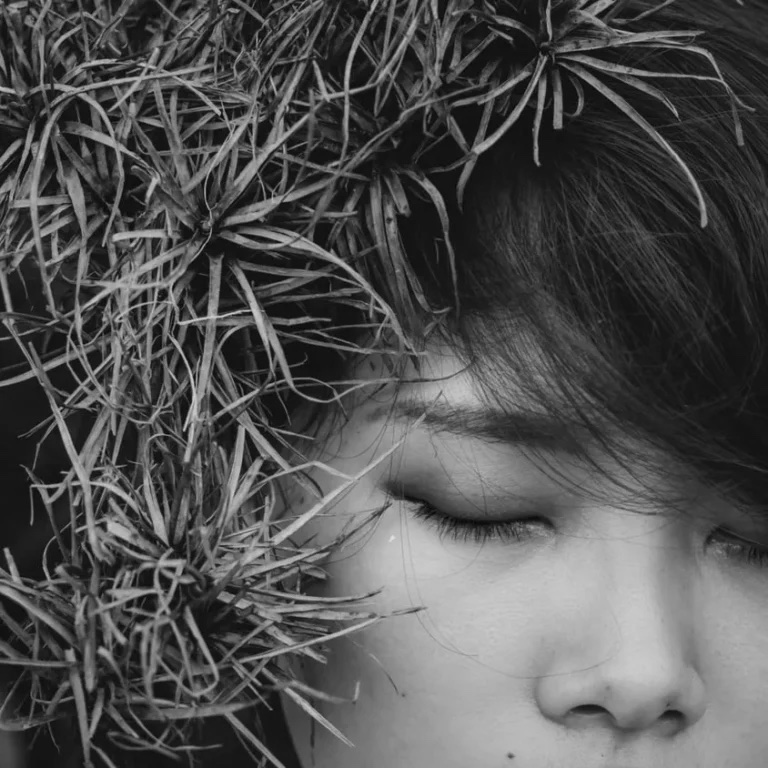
[{"left": 506, "top": 753, "right": 515, "bottom": 760}]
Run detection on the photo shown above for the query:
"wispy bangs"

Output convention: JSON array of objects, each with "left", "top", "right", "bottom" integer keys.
[{"left": 398, "top": 42, "right": 768, "bottom": 511}]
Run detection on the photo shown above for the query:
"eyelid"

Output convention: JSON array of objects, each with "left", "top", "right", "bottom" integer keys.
[
  {"left": 707, "top": 525, "right": 768, "bottom": 550},
  {"left": 397, "top": 494, "right": 554, "bottom": 546},
  {"left": 394, "top": 490, "right": 542, "bottom": 521},
  {"left": 386, "top": 473, "right": 551, "bottom": 514}
]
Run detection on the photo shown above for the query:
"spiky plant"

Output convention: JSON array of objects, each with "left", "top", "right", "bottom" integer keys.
[{"left": 0, "top": 1, "right": 746, "bottom": 766}]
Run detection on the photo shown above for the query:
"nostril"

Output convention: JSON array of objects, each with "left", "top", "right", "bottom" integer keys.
[
  {"left": 570, "top": 705, "right": 609, "bottom": 717},
  {"left": 569, "top": 704, "right": 686, "bottom": 733}
]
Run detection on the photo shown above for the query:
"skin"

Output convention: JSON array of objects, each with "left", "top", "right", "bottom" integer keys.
[{"left": 279, "top": 343, "right": 768, "bottom": 768}]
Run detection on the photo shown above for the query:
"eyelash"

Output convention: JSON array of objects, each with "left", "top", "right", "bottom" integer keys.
[
  {"left": 707, "top": 529, "right": 768, "bottom": 568},
  {"left": 406, "top": 500, "right": 549, "bottom": 545},
  {"left": 406, "top": 499, "right": 768, "bottom": 567}
]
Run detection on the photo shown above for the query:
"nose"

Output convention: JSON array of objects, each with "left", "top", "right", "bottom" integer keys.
[{"left": 535, "top": 512, "right": 707, "bottom": 735}]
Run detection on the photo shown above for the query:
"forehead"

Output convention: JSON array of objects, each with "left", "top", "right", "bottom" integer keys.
[
  {"left": 354, "top": 340, "right": 602, "bottom": 442},
  {"left": 344, "top": 341, "right": 709, "bottom": 511},
  {"left": 355, "top": 341, "right": 592, "bottom": 444}
]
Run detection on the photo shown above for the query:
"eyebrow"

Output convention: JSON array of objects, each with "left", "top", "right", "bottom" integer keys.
[{"left": 373, "top": 399, "right": 592, "bottom": 457}]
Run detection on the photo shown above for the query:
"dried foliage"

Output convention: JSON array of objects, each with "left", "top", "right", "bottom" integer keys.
[{"left": 0, "top": 0, "right": 747, "bottom": 765}]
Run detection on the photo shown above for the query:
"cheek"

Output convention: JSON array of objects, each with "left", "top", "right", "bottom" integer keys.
[
  {"left": 300, "top": 501, "right": 554, "bottom": 696},
  {"left": 697, "top": 569, "right": 768, "bottom": 714},
  {"left": 284, "top": 491, "right": 768, "bottom": 767},
  {"left": 285, "top": 501, "right": 552, "bottom": 767}
]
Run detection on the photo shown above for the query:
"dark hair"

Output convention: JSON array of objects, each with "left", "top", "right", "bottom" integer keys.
[{"left": 291, "top": 0, "right": 768, "bottom": 515}]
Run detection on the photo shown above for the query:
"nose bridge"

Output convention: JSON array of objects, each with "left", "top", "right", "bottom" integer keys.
[
  {"left": 599, "top": 510, "right": 686, "bottom": 631},
  {"left": 575, "top": 511, "right": 691, "bottom": 681},
  {"left": 535, "top": 508, "right": 707, "bottom": 733}
]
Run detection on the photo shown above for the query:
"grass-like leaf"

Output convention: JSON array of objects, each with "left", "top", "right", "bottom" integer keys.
[{"left": 0, "top": 1, "right": 749, "bottom": 765}]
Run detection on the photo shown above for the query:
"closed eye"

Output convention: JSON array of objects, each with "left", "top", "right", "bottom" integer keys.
[
  {"left": 706, "top": 527, "right": 768, "bottom": 568},
  {"left": 402, "top": 496, "right": 553, "bottom": 545}
]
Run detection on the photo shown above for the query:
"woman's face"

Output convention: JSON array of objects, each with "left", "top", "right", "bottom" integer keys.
[{"left": 280, "top": 343, "right": 768, "bottom": 768}]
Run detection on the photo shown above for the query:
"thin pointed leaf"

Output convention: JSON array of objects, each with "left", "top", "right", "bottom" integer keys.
[
  {"left": 533, "top": 71, "right": 549, "bottom": 167},
  {"left": 555, "top": 29, "right": 702, "bottom": 55},
  {"left": 624, "top": 0, "right": 679, "bottom": 24},
  {"left": 562, "top": 55, "right": 680, "bottom": 117},
  {"left": 551, "top": 67, "right": 564, "bottom": 129},
  {"left": 472, "top": 55, "right": 549, "bottom": 157},
  {"left": 561, "top": 60, "right": 708, "bottom": 227},
  {"left": 563, "top": 70, "right": 587, "bottom": 118}
]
